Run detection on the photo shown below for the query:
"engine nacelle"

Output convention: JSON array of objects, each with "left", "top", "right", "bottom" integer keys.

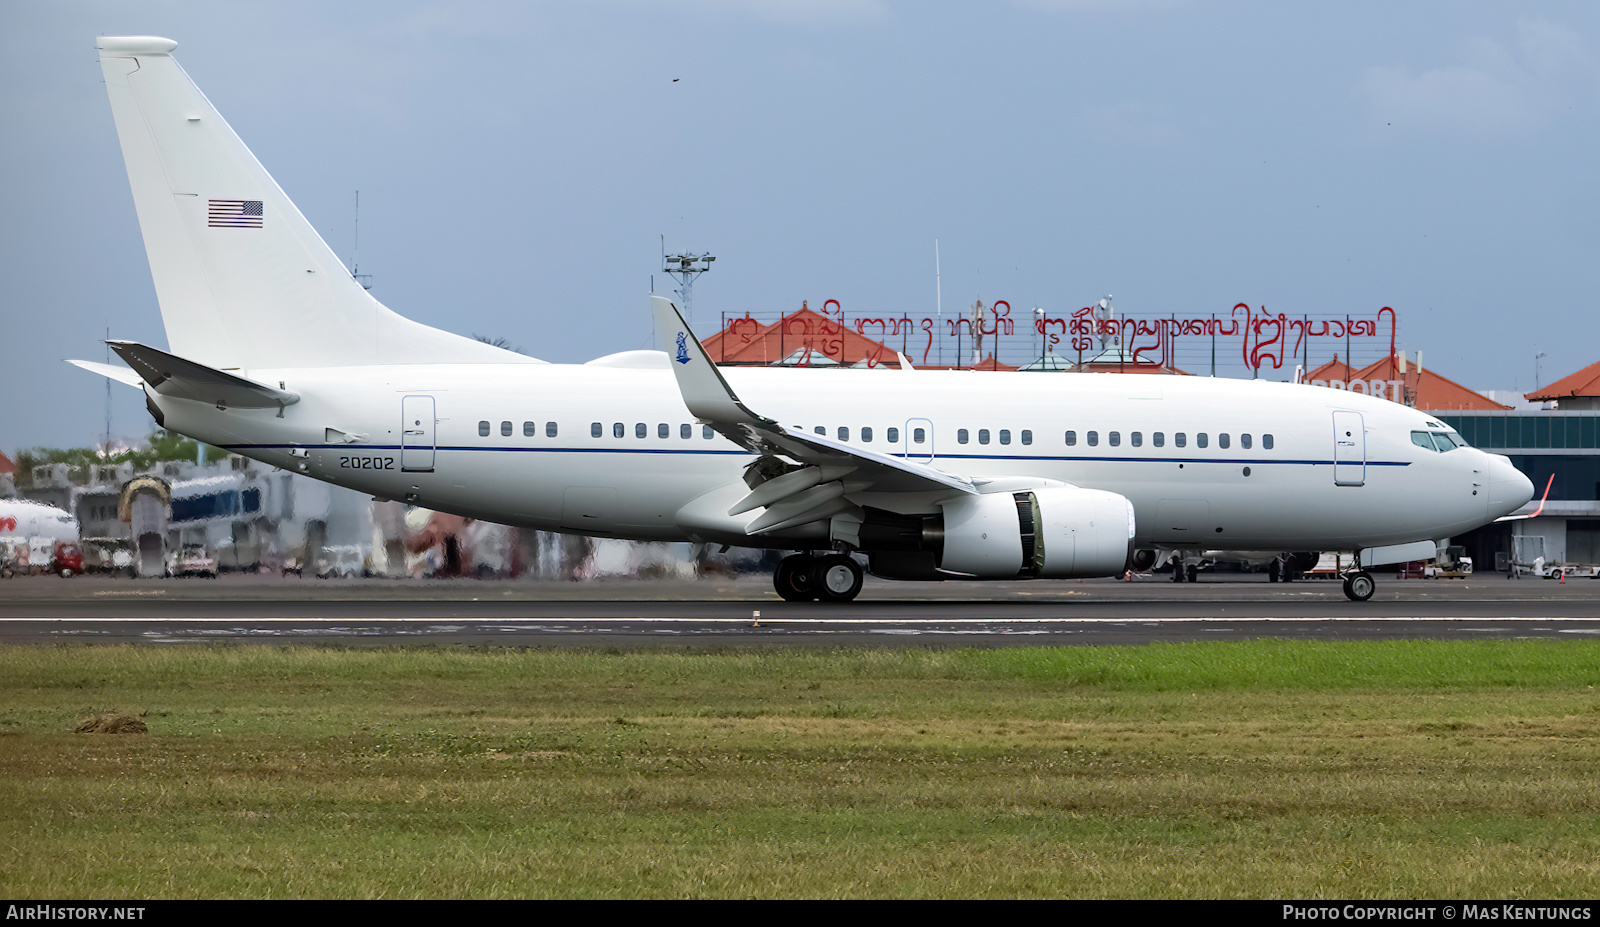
[{"left": 939, "top": 487, "right": 1135, "bottom": 579}]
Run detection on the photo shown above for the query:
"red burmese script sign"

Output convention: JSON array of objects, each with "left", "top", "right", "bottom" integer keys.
[{"left": 717, "top": 301, "right": 1398, "bottom": 371}]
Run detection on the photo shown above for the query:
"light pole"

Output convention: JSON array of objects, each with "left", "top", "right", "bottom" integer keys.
[
  {"left": 1034, "top": 307, "right": 1045, "bottom": 369},
  {"left": 662, "top": 251, "right": 715, "bottom": 329}
]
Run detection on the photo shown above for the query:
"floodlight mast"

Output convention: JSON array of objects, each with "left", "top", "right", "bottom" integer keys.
[{"left": 662, "top": 251, "right": 715, "bottom": 329}]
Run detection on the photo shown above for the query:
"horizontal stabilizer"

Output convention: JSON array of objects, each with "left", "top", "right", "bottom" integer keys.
[
  {"left": 107, "top": 340, "right": 300, "bottom": 410},
  {"left": 65, "top": 358, "right": 144, "bottom": 388}
]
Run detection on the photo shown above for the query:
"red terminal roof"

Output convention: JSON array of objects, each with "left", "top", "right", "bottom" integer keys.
[{"left": 1524, "top": 359, "right": 1600, "bottom": 402}]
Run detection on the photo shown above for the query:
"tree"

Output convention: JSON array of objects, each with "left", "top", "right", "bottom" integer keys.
[{"left": 12, "top": 430, "right": 225, "bottom": 487}]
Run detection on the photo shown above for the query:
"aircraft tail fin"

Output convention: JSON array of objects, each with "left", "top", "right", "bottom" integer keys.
[{"left": 96, "top": 36, "right": 539, "bottom": 371}]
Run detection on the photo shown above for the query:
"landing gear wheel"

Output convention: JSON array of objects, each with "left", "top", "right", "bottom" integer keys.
[
  {"left": 1342, "top": 570, "right": 1375, "bottom": 602},
  {"left": 1186, "top": 564, "right": 1199, "bottom": 583},
  {"left": 812, "top": 554, "right": 864, "bottom": 603},
  {"left": 774, "top": 554, "right": 818, "bottom": 602}
]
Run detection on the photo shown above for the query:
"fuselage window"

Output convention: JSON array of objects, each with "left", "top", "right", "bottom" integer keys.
[
  {"left": 658, "top": 423, "right": 669, "bottom": 439},
  {"left": 999, "top": 429, "right": 1011, "bottom": 446},
  {"left": 1175, "top": 433, "right": 1186, "bottom": 448},
  {"left": 887, "top": 427, "right": 900, "bottom": 443},
  {"left": 547, "top": 422, "right": 558, "bottom": 438},
  {"left": 815, "top": 426, "right": 826, "bottom": 435},
  {"left": 1109, "top": 432, "right": 1121, "bottom": 447},
  {"left": 958, "top": 429, "right": 970, "bottom": 445},
  {"left": 1263, "top": 434, "right": 1274, "bottom": 450},
  {"left": 1154, "top": 432, "right": 1165, "bottom": 447},
  {"left": 523, "top": 421, "right": 535, "bottom": 437},
  {"left": 479, "top": 420, "right": 490, "bottom": 437},
  {"left": 862, "top": 427, "right": 873, "bottom": 443},
  {"left": 613, "top": 423, "right": 624, "bottom": 439},
  {"left": 913, "top": 427, "right": 926, "bottom": 444},
  {"left": 1241, "top": 434, "right": 1251, "bottom": 449},
  {"left": 681, "top": 423, "right": 692, "bottom": 439},
  {"left": 703, "top": 425, "right": 714, "bottom": 439},
  {"left": 1065, "top": 430, "right": 1077, "bottom": 446},
  {"left": 1131, "top": 432, "right": 1143, "bottom": 447},
  {"left": 501, "top": 421, "right": 512, "bottom": 437},
  {"left": 1219, "top": 433, "right": 1230, "bottom": 449},
  {"left": 591, "top": 422, "right": 602, "bottom": 438},
  {"left": 1087, "top": 431, "right": 1099, "bottom": 447},
  {"left": 839, "top": 427, "right": 850, "bottom": 441},
  {"left": 1021, "top": 430, "right": 1032, "bottom": 446},
  {"left": 978, "top": 429, "right": 990, "bottom": 445},
  {"left": 635, "top": 423, "right": 647, "bottom": 439},
  {"left": 1197, "top": 433, "right": 1209, "bottom": 449}
]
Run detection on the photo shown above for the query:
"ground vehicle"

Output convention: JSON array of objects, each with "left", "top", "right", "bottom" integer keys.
[{"left": 169, "top": 544, "right": 218, "bottom": 578}]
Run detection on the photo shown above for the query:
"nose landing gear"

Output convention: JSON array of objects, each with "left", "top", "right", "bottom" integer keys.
[{"left": 1341, "top": 570, "right": 1375, "bottom": 602}]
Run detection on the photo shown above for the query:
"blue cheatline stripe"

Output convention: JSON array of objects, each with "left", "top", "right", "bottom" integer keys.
[{"left": 219, "top": 442, "right": 1409, "bottom": 468}]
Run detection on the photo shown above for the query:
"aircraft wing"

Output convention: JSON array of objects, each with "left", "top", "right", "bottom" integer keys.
[{"left": 651, "top": 296, "right": 976, "bottom": 531}]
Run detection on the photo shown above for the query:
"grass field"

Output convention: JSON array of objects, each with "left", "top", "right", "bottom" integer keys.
[{"left": 3, "top": 641, "right": 1600, "bottom": 898}]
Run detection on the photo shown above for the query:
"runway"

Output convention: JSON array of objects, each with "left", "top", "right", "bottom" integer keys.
[{"left": 4, "top": 571, "right": 1600, "bottom": 647}]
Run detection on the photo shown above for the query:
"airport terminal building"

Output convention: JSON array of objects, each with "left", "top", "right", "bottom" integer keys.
[{"left": 1436, "top": 361, "right": 1600, "bottom": 571}]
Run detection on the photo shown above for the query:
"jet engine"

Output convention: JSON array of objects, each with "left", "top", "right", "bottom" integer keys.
[{"left": 938, "top": 487, "right": 1135, "bottom": 579}]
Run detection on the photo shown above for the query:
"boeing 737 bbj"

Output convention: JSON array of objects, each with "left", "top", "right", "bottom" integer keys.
[{"left": 72, "top": 36, "right": 1535, "bottom": 602}]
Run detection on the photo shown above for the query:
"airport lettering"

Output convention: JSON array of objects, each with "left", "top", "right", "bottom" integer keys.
[{"left": 725, "top": 299, "right": 1401, "bottom": 373}]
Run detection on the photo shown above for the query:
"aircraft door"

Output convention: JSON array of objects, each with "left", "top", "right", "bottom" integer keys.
[
  {"left": 905, "top": 418, "right": 935, "bottom": 463},
  {"left": 1333, "top": 410, "right": 1365, "bottom": 486},
  {"left": 401, "top": 395, "right": 436, "bottom": 472}
]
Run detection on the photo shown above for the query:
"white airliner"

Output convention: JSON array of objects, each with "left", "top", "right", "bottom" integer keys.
[{"left": 73, "top": 36, "right": 1534, "bottom": 603}]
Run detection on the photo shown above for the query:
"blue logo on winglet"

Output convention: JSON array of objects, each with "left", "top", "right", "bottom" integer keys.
[{"left": 675, "top": 332, "right": 691, "bottom": 365}]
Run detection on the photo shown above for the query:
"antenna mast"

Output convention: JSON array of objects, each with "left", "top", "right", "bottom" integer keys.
[{"left": 350, "top": 191, "right": 371, "bottom": 290}]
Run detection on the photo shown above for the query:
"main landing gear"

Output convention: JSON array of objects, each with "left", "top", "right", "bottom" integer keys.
[{"left": 774, "top": 552, "right": 864, "bottom": 603}]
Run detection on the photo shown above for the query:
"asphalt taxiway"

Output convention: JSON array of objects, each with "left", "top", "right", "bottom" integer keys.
[{"left": 3, "top": 571, "right": 1599, "bottom": 647}]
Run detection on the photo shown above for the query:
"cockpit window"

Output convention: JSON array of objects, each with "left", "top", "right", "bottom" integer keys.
[{"left": 1413, "top": 429, "right": 1466, "bottom": 452}]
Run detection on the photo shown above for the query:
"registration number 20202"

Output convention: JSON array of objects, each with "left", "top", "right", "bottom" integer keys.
[{"left": 338, "top": 456, "right": 395, "bottom": 470}]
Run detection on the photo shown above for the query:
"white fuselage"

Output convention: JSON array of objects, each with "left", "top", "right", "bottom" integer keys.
[{"left": 152, "top": 360, "right": 1532, "bottom": 554}]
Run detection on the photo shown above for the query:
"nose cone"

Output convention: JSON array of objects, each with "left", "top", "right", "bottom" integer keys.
[{"left": 1487, "top": 454, "right": 1535, "bottom": 519}]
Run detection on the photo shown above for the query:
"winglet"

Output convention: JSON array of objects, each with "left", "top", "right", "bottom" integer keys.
[{"left": 650, "top": 295, "right": 770, "bottom": 426}]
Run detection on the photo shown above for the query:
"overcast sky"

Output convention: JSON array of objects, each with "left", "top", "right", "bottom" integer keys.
[{"left": 5, "top": 0, "right": 1600, "bottom": 454}]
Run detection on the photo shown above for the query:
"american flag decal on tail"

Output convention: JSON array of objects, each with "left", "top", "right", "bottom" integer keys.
[{"left": 208, "top": 199, "right": 264, "bottom": 228}]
